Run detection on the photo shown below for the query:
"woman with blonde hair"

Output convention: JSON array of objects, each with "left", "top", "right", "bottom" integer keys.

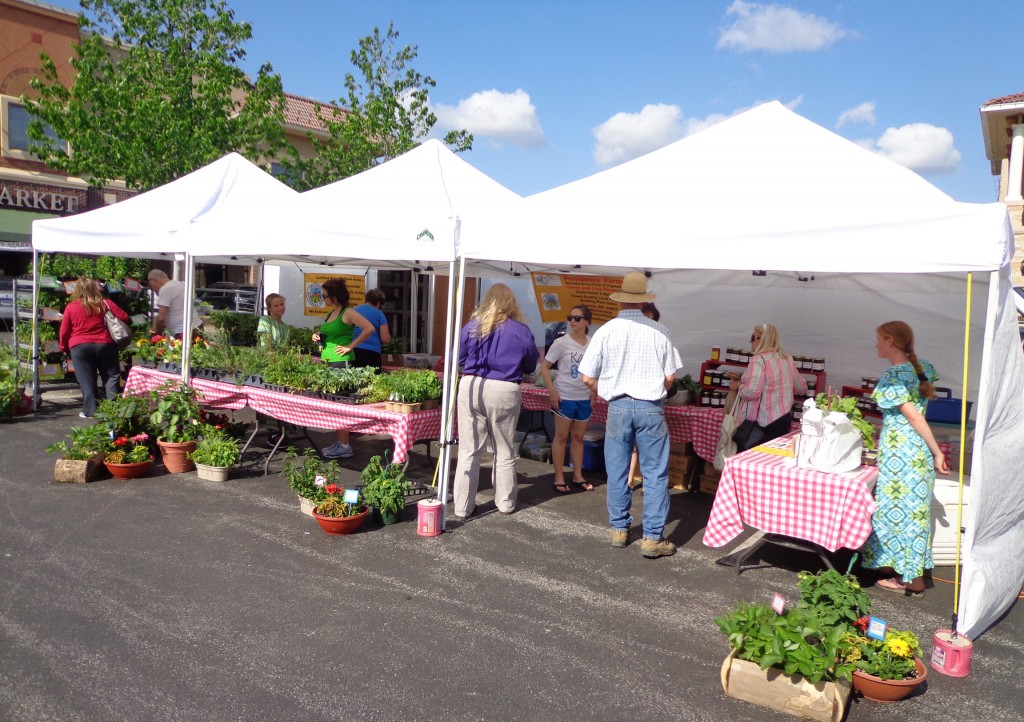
[
  {"left": 257, "top": 293, "right": 289, "bottom": 349},
  {"left": 58, "top": 277, "right": 131, "bottom": 418},
  {"left": 865, "top": 321, "right": 949, "bottom": 596},
  {"left": 727, "top": 323, "right": 807, "bottom": 452},
  {"left": 452, "top": 284, "right": 540, "bottom": 518}
]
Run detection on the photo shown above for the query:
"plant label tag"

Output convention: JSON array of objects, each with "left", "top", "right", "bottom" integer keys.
[
  {"left": 125, "top": 278, "right": 142, "bottom": 292},
  {"left": 771, "top": 593, "right": 786, "bottom": 615},
  {"left": 867, "top": 616, "right": 887, "bottom": 641},
  {"left": 314, "top": 475, "right": 327, "bottom": 487},
  {"left": 343, "top": 489, "right": 360, "bottom": 504}
]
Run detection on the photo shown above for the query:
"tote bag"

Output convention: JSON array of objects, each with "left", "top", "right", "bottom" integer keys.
[
  {"left": 797, "top": 411, "right": 863, "bottom": 473},
  {"left": 103, "top": 301, "right": 132, "bottom": 349},
  {"left": 713, "top": 392, "right": 741, "bottom": 471}
]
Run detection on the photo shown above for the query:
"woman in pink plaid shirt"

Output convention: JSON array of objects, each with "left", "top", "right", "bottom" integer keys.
[{"left": 728, "top": 323, "right": 807, "bottom": 452}]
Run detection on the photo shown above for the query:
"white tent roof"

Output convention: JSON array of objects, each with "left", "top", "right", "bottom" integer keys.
[
  {"left": 31, "top": 152, "right": 297, "bottom": 260},
  {"left": 464, "top": 101, "right": 1011, "bottom": 276},
  {"left": 190, "top": 139, "right": 521, "bottom": 268}
]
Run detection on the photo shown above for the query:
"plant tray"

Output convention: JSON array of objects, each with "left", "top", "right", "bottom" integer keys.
[
  {"left": 265, "top": 383, "right": 289, "bottom": 394},
  {"left": 242, "top": 375, "right": 265, "bottom": 388},
  {"left": 157, "top": 362, "right": 181, "bottom": 374},
  {"left": 721, "top": 651, "right": 849, "bottom": 722},
  {"left": 404, "top": 482, "right": 436, "bottom": 499}
]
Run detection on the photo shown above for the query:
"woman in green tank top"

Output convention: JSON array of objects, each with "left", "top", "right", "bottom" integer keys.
[{"left": 312, "top": 278, "right": 374, "bottom": 458}]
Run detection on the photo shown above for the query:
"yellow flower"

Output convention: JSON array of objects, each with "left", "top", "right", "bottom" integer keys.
[{"left": 885, "top": 638, "right": 912, "bottom": 658}]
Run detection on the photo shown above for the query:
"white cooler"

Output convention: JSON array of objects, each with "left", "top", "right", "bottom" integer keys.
[{"left": 930, "top": 473, "right": 970, "bottom": 566}]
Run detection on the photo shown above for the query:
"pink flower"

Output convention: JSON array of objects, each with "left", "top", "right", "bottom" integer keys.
[{"left": 131, "top": 433, "right": 149, "bottom": 443}]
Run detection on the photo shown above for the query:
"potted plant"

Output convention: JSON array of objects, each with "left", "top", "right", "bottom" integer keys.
[
  {"left": 104, "top": 433, "right": 155, "bottom": 479},
  {"left": 189, "top": 429, "right": 241, "bottom": 481},
  {"left": 360, "top": 454, "right": 409, "bottom": 524},
  {"left": 95, "top": 394, "right": 152, "bottom": 440},
  {"left": 380, "top": 338, "right": 408, "bottom": 367},
  {"left": 46, "top": 422, "right": 111, "bottom": 483},
  {"left": 813, "top": 392, "right": 877, "bottom": 451},
  {"left": 673, "top": 374, "right": 701, "bottom": 405},
  {"left": 716, "top": 569, "right": 873, "bottom": 721},
  {"left": 282, "top": 447, "right": 339, "bottom": 516},
  {"left": 312, "top": 482, "right": 370, "bottom": 535},
  {"left": 845, "top": 623, "right": 927, "bottom": 702},
  {"left": 148, "top": 381, "right": 205, "bottom": 473}
]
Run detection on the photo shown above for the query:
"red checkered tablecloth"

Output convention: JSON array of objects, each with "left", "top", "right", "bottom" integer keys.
[
  {"left": 702, "top": 439, "right": 878, "bottom": 552},
  {"left": 124, "top": 368, "right": 441, "bottom": 463},
  {"left": 520, "top": 386, "right": 724, "bottom": 461}
]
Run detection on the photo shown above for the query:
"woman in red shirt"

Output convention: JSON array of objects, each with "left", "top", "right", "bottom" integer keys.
[{"left": 59, "top": 277, "right": 130, "bottom": 418}]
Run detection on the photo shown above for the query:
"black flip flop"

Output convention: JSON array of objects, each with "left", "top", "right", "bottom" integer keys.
[
  {"left": 554, "top": 481, "right": 573, "bottom": 494},
  {"left": 570, "top": 480, "right": 594, "bottom": 491}
]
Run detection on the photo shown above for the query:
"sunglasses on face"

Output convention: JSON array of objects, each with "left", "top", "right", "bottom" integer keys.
[
  {"left": 567, "top": 315, "right": 585, "bottom": 322},
  {"left": 751, "top": 335, "right": 761, "bottom": 343}
]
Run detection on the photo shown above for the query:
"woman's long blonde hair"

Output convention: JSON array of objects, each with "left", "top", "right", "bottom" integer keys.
[
  {"left": 471, "top": 283, "right": 523, "bottom": 337},
  {"left": 877, "top": 321, "right": 936, "bottom": 399},
  {"left": 754, "top": 323, "right": 787, "bottom": 357},
  {"left": 73, "top": 276, "right": 104, "bottom": 315}
]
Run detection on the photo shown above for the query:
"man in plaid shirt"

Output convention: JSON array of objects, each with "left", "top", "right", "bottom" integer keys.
[{"left": 579, "top": 272, "right": 683, "bottom": 559}]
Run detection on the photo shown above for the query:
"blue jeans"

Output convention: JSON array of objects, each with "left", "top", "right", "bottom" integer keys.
[{"left": 605, "top": 397, "right": 670, "bottom": 540}]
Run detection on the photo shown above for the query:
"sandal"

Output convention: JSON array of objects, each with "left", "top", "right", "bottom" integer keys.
[
  {"left": 876, "top": 577, "right": 926, "bottom": 597},
  {"left": 570, "top": 479, "right": 594, "bottom": 491},
  {"left": 554, "top": 481, "right": 573, "bottom": 494}
]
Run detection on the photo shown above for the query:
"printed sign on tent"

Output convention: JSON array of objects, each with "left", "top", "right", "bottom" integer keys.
[
  {"left": 303, "top": 273, "right": 366, "bottom": 317},
  {"left": 531, "top": 272, "right": 626, "bottom": 325}
]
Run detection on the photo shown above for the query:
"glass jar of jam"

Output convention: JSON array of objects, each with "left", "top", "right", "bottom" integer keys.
[
  {"left": 812, "top": 357, "right": 825, "bottom": 371},
  {"left": 711, "top": 346, "right": 721, "bottom": 361}
]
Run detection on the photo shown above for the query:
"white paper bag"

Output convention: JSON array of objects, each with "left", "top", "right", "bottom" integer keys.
[{"left": 797, "top": 406, "right": 863, "bottom": 473}]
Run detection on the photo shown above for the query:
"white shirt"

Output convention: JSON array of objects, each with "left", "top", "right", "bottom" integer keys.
[
  {"left": 544, "top": 334, "right": 591, "bottom": 401},
  {"left": 157, "top": 279, "right": 186, "bottom": 335},
  {"left": 578, "top": 309, "right": 682, "bottom": 402}
]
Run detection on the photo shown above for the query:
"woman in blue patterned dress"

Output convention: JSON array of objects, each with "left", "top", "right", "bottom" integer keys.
[{"left": 863, "top": 321, "right": 950, "bottom": 596}]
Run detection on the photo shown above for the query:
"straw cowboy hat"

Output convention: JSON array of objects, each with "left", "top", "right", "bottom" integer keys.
[{"left": 609, "top": 271, "right": 657, "bottom": 303}]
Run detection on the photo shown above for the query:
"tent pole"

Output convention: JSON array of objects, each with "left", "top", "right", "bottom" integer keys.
[
  {"left": 950, "top": 271, "right": 973, "bottom": 638},
  {"left": 30, "top": 249, "right": 41, "bottom": 411},
  {"left": 410, "top": 270, "right": 419, "bottom": 353},
  {"left": 180, "top": 253, "right": 194, "bottom": 385},
  {"left": 436, "top": 257, "right": 467, "bottom": 530},
  {"left": 435, "top": 259, "right": 459, "bottom": 498}
]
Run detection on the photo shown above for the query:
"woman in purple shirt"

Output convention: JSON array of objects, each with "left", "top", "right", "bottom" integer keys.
[{"left": 452, "top": 284, "right": 540, "bottom": 519}]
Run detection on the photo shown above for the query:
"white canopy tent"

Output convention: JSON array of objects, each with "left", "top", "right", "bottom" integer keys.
[{"left": 461, "top": 101, "right": 1023, "bottom": 639}]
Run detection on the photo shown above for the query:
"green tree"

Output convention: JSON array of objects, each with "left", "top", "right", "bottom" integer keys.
[
  {"left": 282, "top": 23, "right": 472, "bottom": 191},
  {"left": 24, "top": 0, "right": 286, "bottom": 191}
]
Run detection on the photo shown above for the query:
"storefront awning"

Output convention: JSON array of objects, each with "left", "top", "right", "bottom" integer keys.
[{"left": 0, "top": 208, "right": 59, "bottom": 249}]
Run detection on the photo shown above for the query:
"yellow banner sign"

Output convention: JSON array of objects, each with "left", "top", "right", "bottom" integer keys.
[
  {"left": 303, "top": 272, "right": 366, "bottom": 317},
  {"left": 531, "top": 272, "right": 625, "bottom": 325}
]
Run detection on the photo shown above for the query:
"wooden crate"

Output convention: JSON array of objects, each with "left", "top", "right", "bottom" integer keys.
[
  {"left": 699, "top": 474, "right": 720, "bottom": 495},
  {"left": 721, "top": 651, "right": 850, "bottom": 722}
]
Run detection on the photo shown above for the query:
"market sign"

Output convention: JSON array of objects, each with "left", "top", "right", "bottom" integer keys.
[
  {"left": 531, "top": 272, "right": 626, "bottom": 325},
  {"left": 0, "top": 184, "right": 79, "bottom": 213},
  {"left": 303, "top": 272, "right": 366, "bottom": 317}
]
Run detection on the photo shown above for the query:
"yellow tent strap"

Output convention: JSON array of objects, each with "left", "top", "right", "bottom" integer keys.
[
  {"left": 952, "top": 272, "right": 972, "bottom": 629},
  {"left": 431, "top": 267, "right": 462, "bottom": 489}
]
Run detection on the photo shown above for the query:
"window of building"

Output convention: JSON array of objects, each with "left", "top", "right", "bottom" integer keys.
[{"left": 1, "top": 96, "right": 64, "bottom": 160}]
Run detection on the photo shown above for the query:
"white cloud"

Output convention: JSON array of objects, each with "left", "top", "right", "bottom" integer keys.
[
  {"left": 433, "top": 89, "right": 545, "bottom": 148},
  {"left": 717, "top": 0, "right": 847, "bottom": 54},
  {"left": 593, "top": 104, "right": 686, "bottom": 166},
  {"left": 863, "top": 123, "right": 961, "bottom": 174},
  {"left": 836, "top": 101, "right": 876, "bottom": 129}
]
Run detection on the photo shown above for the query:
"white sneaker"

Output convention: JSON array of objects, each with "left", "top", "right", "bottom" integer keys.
[
  {"left": 322, "top": 442, "right": 353, "bottom": 459},
  {"left": 79, "top": 412, "right": 90, "bottom": 419}
]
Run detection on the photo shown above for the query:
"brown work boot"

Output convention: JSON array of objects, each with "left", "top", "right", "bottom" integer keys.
[
  {"left": 610, "top": 529, "right": 628, "bottom": 548},
  {"left": 640, "top": 537, "right": 677, "bottom": 559}
]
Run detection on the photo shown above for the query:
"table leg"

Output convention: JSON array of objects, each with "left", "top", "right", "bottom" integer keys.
[{"left": 239, "top": 414, "right": 261, "bottom": 457}]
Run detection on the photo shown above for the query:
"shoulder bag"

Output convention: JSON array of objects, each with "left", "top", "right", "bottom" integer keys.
[{"left": 103, "top": 300, "right": 132, "bottom": 348}]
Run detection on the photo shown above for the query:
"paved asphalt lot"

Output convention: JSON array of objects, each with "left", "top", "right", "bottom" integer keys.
[{"left": 1, "top": 389, "right": 1021, "bottom": 722}]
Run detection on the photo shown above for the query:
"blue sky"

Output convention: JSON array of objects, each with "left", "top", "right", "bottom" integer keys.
[{"left": 46, "top": 1, "right": 1021, "bottom": 203}]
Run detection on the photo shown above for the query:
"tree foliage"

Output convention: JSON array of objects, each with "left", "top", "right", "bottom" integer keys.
[
  {"left": 282, "top": 23, "right": 472, "bottom": 191},
  {"left": 24, "top": 0, "right": 287, "bottom": 191}
]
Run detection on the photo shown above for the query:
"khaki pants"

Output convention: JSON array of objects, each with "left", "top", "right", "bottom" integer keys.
[{"left": 453, "top": 376, "right": 522, "bottom": 516}]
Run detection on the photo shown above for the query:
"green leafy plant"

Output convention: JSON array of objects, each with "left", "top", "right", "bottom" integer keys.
[
  {"left": 189, "top": 430, "right": 240, "bottom": 467},
  {"left": 95, "top": 394, "right": 152, "bottom": 439},
  {"left": 813, "top": 392, "right": 878, "bottom": 451},
  {"left": 380, "top": 337, "right": 408, "bottom": 355},
  {"left": 0, "top": 344, "right": 21, "bottom": 418},
  {"left": 206, "top": 310, "right": 259, "bottom": 346},
  {"left": 46, "top": 422, "right": 113, "bottom": 460},
  {"left": 845, "top": 627, "right": 922, "bottom": 681},
  {"left": 315, "top": 483, "right": 367, "bottom": 518},
  {"left": 282, "top": 447, "right": 340, "bottom": 502},
  {"left": 286, "top": 326, "right": 318, "bottom": 354},
  {"left": 677, "top": 373, "right": 701, "bottom": 396},
  {"left": 148, "top": 381, "right": 204, "bottom": 442},
  {"left": 106, "top": 433, "right": 153, "bottom": 464},
  {"left": 360, "top": 454, "right": 408, "bottom": 515},
  {"left": 715, "top": 569, "right": 874, "bottom": 683}
]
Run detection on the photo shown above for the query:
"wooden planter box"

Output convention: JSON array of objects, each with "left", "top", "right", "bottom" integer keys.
[
  {"left": 54, "top": 452, "right": 107, "bottom": 484},
  {"left": 720, "top": 651, "right": 850, "bottom": 722}
]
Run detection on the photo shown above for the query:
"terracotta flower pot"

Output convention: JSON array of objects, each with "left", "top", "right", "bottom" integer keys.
[
  {"left": 851, "top": 658, "right": 928, "bottom": 702},
  {"left": 157, "top": 439, "right": 198, "bottom": 473},
  {"left": 312, "top": 506, "right": 370, "bottom": 535},
  {"left": 104, "top": 460, "right": 154, "bottom": 480}
]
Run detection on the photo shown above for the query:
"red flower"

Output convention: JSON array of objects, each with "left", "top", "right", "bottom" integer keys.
[
  {"left": 325, "top": 483, "right": 340, "bottom": 495},
  {"left": 853, "top": 616, "right": 870, "bottom": 631},
  {"left": 150, "top": 334, "right": 166, "bottom": 344},
  {"left": 114, "top": 436, "right": 128, "bottom": 447}
]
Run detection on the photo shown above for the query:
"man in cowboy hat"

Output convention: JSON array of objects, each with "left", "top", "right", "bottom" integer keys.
[{"left": 579, "top": 272, "right": 682, "bottom": 559}]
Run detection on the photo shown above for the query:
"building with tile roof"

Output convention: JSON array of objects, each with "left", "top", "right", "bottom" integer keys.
[{"left": 980, "top": 93, "right": 1024, "bottom": 284}]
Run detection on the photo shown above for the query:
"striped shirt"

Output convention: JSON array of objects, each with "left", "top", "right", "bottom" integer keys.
[
  {"left": 578, "top": 309, "right": 683, "bottom": 401},
  {"left": 736, "top": 351, "right": 808, "bottom": 425}
]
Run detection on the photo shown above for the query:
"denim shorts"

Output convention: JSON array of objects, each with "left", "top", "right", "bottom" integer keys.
[{"left": 556, "top": 399, "right": 592, "bottom": 421}]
